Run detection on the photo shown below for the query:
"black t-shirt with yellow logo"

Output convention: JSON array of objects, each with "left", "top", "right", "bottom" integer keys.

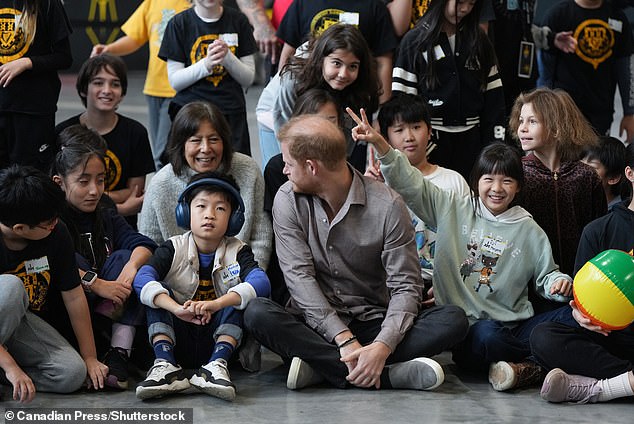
[
  {"left": 55, "top": 114, "right": 154, "bottom": 193},
  {"left": 158, "top": 7, "right": 257, "bottom": 114},
  {"left": 543, "top": 1, "right": 634, "bottom": 131},
  {"left": 0, "top": 220, "right": 79, "bottom": 317},
  {"left": 0, "top": 0, "right": 71, "bottom": 114}
]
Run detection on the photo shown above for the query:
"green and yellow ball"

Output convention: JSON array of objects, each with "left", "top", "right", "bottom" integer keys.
[{"left": 573, "top": 249, "right": 634, "bottom": 330}]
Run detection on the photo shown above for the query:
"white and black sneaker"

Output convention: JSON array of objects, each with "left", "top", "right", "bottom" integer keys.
[
  {"left": 190, "top": 359, "right": 236, "bottom": 401},
  {"left": 136, "top": 359, "right": 191, "bottom": 400}
]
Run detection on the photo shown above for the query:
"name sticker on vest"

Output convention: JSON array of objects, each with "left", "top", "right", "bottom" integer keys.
[
  {"left": 480, "top": 236, "right": 507, "bottom": 257},
  {"left": 24, "top": 256, "right": 50, "bottom": 275},
  {"left": 220, "top": 262, "right": 241, "bottom": 286},
  {"left": 339, "top": 12, "right": 359, "bottom": 25}
]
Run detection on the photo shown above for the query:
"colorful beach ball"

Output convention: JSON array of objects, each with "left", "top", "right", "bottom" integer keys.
[{"left": 573, "top": 249, "right": 634, "bottom": 330}]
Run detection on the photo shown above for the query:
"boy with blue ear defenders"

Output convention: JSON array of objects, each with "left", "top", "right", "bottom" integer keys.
[{"left": 133, "top": 171, "right": 271, "bottom": 402}]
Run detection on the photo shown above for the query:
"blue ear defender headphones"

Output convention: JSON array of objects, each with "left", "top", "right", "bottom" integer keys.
[{"left": 175, "top": 178, "right": 245, "bottom": 236}]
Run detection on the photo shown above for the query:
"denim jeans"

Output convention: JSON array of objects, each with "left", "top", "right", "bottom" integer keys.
[
  {"left": 452, "top": 305, "right": 577, "bottom": 372},
  {"left": 146, "top": 95, "right": 172, "bottom": 171},
  {"left": 145, "top": 282, "right": 244, "bottom": 368},
  {"left": 77, "top": 249, "right": 145, "bottom": 326},
  {"left": 258, "top": 123, "right": 280, "bottom": 170}
]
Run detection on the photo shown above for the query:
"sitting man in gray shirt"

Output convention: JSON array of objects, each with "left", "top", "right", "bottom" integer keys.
[{"left": 244, "top": 115, "right": 469, "bottom": 391}]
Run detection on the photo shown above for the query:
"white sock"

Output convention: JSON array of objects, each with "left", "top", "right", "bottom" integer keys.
[
  {"left": 111, "top": 323, "right": 136, "bottom": 356},
  {"left": 597, "top": 372, "right": 634, "bottom": 402}
]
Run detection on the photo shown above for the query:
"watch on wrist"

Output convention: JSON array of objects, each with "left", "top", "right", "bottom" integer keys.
[{"left": 81, "top": 271, "right": 98, "bottom": 291}]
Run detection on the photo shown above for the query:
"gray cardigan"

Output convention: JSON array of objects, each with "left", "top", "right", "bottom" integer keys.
[{"left": 138, "top": 153, "right": 272, "bottom": 269}]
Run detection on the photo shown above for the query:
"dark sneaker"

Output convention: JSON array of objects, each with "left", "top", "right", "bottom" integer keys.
[
  {"left": 102, "top": 347, "right": 129, "bottom": 390},
  {"left": 190, "top": 359, "right": 236, "bottom": 402},
  {"left": 136, "top": 360, "right": 190, "bottom": 400},
  {"left": 540, "top": 368, "right": 602, "bottom": 404},
  {"left": 286, "top": 357, "right": 324, "bottom": 390},
  {"left": 488, "top": 361, "right": 545, "bottom": 391},
  {"left": 387, "top": 357, "right": 444, "bottom": 390}
]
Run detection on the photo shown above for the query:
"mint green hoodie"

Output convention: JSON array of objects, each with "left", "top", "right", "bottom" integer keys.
[{"left": 380, "top": 149, "right": 571, "bottom": 324}]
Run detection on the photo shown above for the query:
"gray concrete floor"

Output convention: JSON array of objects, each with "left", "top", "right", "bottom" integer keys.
[{"left": 2, "top": 72, "right": 631, "bottom": 423}]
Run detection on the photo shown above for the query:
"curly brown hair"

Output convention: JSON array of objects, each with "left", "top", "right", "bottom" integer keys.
[{"left": 509, "top": 88, "right": 598, "bottom": 162}]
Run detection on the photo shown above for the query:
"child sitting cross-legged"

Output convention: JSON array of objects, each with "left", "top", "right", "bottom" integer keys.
[{"left": 133, "top": 171, "right": 271, "bottom": 402}]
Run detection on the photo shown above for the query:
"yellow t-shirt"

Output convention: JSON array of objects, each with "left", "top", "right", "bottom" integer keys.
[{"left": 121, "top": 0, "right": 191, "bottom": 97}]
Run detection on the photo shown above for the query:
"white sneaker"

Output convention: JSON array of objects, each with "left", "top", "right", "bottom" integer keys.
[
  {"left": 190, "top": 359, "right": 236, "bottom": 401},
  {"left": 136, "top": 360, "right": 190, "bottom": 400},
  {"left": 287, "top": 357, "right": 325, "bottom": 390},
  {"left": 387, "top": 357, "right": 444, "bottom": 390}
]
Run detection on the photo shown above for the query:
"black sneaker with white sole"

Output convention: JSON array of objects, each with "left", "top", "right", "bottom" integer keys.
[
  {"left": 190, "top": 359, "right": 236, "bottom": 401},
  {"left": 102, "top": 347, "right": 129, "bottom": 390},
  {"left": 136, "top": 360, "right": 190, "bottom": 400}
]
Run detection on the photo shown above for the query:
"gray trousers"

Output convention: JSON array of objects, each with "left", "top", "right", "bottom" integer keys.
[{"left": 0, "top": 275, "right": 86, "bottom": 393}]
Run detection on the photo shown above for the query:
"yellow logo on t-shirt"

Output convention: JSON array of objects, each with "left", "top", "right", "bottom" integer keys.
[
  {"left": 8, "top": 260, "right": 51, "bottom": 312},
  {"left": 191, "top": 34, "right": 238, "bottom": 87},
  {"left": 574, "top": 18, "right": 615, "bottom": 69},
  {"left": 310, "top": 9, "right": 359, "bottom": 36},
  {"left": 104, "top": 149, "right": 122, "bottom": 191},
  {"left": 0, "top": 8, "right": 29, "bottom": 64}
]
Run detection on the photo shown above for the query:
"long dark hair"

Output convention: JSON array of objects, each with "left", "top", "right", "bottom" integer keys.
[
  {"left": 409, "top": 0, "right": 495, "bottom": 91},
  {"left": 282, "top": 24, "right": 380, "bottom": 114},
  {"left": 53, "top": 125, "right": 111, "bottom": 271}
]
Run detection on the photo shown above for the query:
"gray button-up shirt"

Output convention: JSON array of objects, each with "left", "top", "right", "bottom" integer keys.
[{"left": 272, "top": 168, "right": 423, "bottom": 351}]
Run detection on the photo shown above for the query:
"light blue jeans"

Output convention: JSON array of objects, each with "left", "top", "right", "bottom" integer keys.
[
  {"left": 0, "top": 275, "right": 86, "bottom": 393},
  {"left": 258, "top": 123, "right": 281, "bottom": 170},
  {"left": 146, "top": 95, "right": 172, "bottom": 171}
]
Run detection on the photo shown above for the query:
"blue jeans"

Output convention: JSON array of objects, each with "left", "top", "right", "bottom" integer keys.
[
  {"left": 146, "top": 95, "right": 172, "bottom": 171},
  {"left": 77, "top": 249, "right": 145, "bottom": 326},
  {"left": 145, "top": 283, "right": 244, "bottom": 368},
  {"left": 258, "top": 123, "right": 280, "bottom": 170},
  {"left": 452, "top": 305, "right": 577, "bottom": 372}
]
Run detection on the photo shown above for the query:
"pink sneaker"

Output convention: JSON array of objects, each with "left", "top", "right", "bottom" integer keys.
[{"left": 540, "top": 368, "right": 602, "bottom": 404}]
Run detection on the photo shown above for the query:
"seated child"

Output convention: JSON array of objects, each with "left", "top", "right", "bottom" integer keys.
[
  {"left": 365, "top": 94, "right": 470, "bottom": 300},
  {"left": 582, "top": 136, "right": 627, "bottom": 211},
  {"left": 133, "top": 172, "right": 271, "bottom": 402},
  {"left": 349, "top": 107, "right": 575, "bottom": 393},
  {"left": 55, "top": 54, "right": 155, "bottom": 226},
  {"left": 0, "top": 165, "right": 107, "bottom": 403},
  {"left": 51, "top": 125, "right": 157, "bottom": 390},
  {"left": 531, "top": 142, "right": 634, "bottom": 404}
]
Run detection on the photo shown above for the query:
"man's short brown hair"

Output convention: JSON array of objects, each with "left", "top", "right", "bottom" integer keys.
[{"left": 278, "top": 115, "right": 347, "bottom": 171}]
